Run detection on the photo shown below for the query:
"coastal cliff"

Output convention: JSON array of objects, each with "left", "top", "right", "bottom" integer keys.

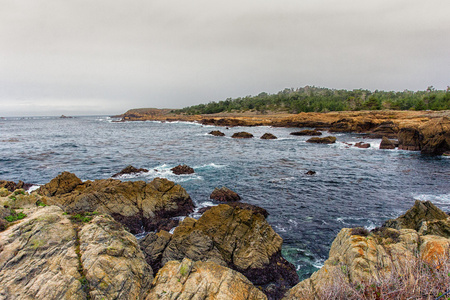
[{"left": 1, "top": 178, "right": 449, "bottom": 299}]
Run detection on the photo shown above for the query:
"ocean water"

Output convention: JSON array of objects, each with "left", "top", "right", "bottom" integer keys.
[{"left": 1, "top": 115, "right": 449, "bottom": 279}]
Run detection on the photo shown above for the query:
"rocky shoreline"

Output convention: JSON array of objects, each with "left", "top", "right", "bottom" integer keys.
[
  {"left": 115, "top": 109, "right": 450, "bottom": 156},
  {"left": 1, "top": 175, "right": 450, "bottom": 299}
]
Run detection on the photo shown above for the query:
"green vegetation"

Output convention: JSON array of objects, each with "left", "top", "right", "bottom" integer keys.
[
  {"left": 175, "top": 86, "right": 450, "bottom": 114},
  {"left": 69, "top": 211, "right": 99, "bottom": 223},
  {"left": 5, "top": 210, "right": 27, "bottom": 222},
  {"left": 36, "top": 200, "right": 47, "bottom": 207}
]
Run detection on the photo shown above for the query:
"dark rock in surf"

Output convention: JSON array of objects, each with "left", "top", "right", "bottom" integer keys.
[
  {"left": 209, "top": 130, "right": 225, "bottom": 137},
  {"left": 260, "top": 133, "right": 277, "bottom": 140},
  {"left": 112, "top": 165, "right": 149, "bottom": 177},
  {"left": 354, "top": 142, "right": 370, "bottom": 149},
  {"left": 232, "top": 132, "right": 254, "bottom": 139},
  {"left": 171, "top": 164, "right": 195, "bottom": 175},
  {"left": 305, "top": 170, "right": 316, "bottom": 175},
  {"left": 379, "top": 136, "right": 396, "bottom": 149},
  {"left": 210, "top": 187, "right": 241, "bottom": 202},
  {"left": 290, "top": 130, "right": 322, "bottom": 136},
  {"left": 306, "top": 136, "right": 336, "bottom": 144}
]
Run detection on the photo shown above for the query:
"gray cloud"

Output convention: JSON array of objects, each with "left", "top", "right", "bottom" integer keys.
[{"left": 1, "top": 0, "right": 449, "bottom": 116}]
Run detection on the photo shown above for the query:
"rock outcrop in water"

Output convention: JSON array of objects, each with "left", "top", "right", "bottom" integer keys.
[
  {"left": 232, "top": 132, "right": 254, "bottom": 139},
  {"left": 36, "top": 172, "right": 194, "bottom": 233},
  {"left": 284, "top": 200, "right": 450, "bottom": 299},
  {"left": 170, "top": 164, "right": 195, "bottom": 175},
  {"left": 209, "top": 130, "right": 225, "bottom": 136},
  {"left": 261, "top": 133, "right": 278, "bottom": 139},
  {"left": 306, "top": 136, "right": 336, "bottom": 144},
  {"left": 210, "top": 186, "right": 241, "bottom": 202},
  {"left": 112, "top": 165, "right": 149, "bottom": 177},
  {"left": 379, "top": 136, "right": 396, "bottom": 149},
  {"left": 290, "top": 129, "right": 322, "bottom": 136},
  {"left": 140, "top": 204, "right": 298, "bottom": 299}
]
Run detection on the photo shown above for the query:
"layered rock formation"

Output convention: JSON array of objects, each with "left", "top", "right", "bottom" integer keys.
[
  {"left": 36, "top": 172, "right": 194, "bottom": 233},
  {"left": 140, "top": 204, "right": 298, "bottom": 299}
]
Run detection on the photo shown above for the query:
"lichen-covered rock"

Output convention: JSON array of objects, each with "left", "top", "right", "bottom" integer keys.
[
  {"left": 37, "top": 172, "right": 194, "bottom": 234},
  {"left": 232, "top": 132, "right": 254, "bottom": 139},
  {"left": 143, "top": 204, "right": 298, "bottom": 299},
  {"left": 0, "top": 206, "right": 86, "bottom": 299},
  {"left": 171, "top": 164, "right": 195, "bottom": 175},
  {"left": 210, "top": 186, "right": 241, "bottom": 202},
  {"left": 306, "top": 136, "right": 336, "bottom": 144},
  {"left": 146, "top": 258, "right": 267, "bottom": 300},
  {"left": 383, "top": 200, "right": 448, "bottom": 231},
  {"left": 79, "top": 214, "right": 153, "bottom": 299},
  {"left": 380, "top": 136, "right": 396, "bottom": 149},
  {"left": 261, "top": 133, "right": 278, "bottom": 139},
  {"left": 112, "top": 165, "right": 149, "bottom": 177}
]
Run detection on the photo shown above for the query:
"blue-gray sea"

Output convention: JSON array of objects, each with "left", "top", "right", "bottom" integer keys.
[{"left": 1, "top": 115, "right": 449, "bottom": 279}]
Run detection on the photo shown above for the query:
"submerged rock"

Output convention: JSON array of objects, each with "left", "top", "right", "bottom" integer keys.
[
  {"left": 147, "top": 258, "right": 267, "bottom": 300},
  {"left": 305, "top": 170, "right": 316, "bottom": 175},
  {"left": 354, "top": 142, "right": 370, "bottom": 148},
  {"left": 171, "top": 164, "right": 195, "bottom": 175},
  {"left": 209, "top": 130, "right": 225, "bottom": 136},
  {"left": 112, "top": 165, "right": 149, "bottom": 177},
  {"left": 290, "top": 130, "right": 322, "bottom": 136},
  {"left": 261, "top": 133, "right": 278, "bottom": 139},
  {"left": 306, "top": 136, "right": 336, "bottom": 144},
  {"left": 37, "top": 172, "right": 194, "bottom": 234},
  {"left": 210, "top": 186, "right": 241, "bottom": 202},
  {"left": 232, "top": 132, "right": 254, "bottom": 139},
  {"left": 380, "top": 136, "right": 396, "bottom": 149}
]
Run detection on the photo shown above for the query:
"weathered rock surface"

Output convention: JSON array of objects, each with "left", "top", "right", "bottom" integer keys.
[
  {"left": 284, "top": 201, "right": 450, "bottom": 299},
  {"left": 197, "top": 202, "right": 269, "bottom": 219},
  {"left": 306, "top": 136, "right": 336, "bottom": 144},
  {"left": 232, "top": 132, "right": 254, "bottom": 139},
  {"left": 398, "top": 127, "right": 422, "bottom": 151},
  {"left": 0, "top": 205, "right": 155, "bottom": 300},
  {"left": 419, "top": 117, "right": 450, "bottom": 155},
  {"left": 140, "top": 204, "right": 297, "bottom": 299},
  {"left": 329, "top": 118, "right": 377, "bottom": 133},
  {"left": 290, "top": 130, "right": 322, "bottom": 136},
  {"left": 147, "top": 258, "right": 267, "bottom": 300},
  {"left": 171, "top": 164, "right": 195, "bottom": 175},
  {"left": 209, "top": 130, "right": 226, "bottom": 136},
  {"left": 261, "top": 133, "right": 278, "bottom": 139},
  {"left": 354, "top": 142, "right": 370, "bottom": 148},
  {"left": 369, "top": 121, "right": 399, "bottom": 138},
  {"left": 210, "top": 186, "right": 241, "bottom": 202},
  {"left": 37, "top": 172, "right": 194, "bottom": 234},
  {"left": 112, "top": 165, "right": 149, "bottom": 178},
  {"left": 0, "top": 180, "right": 33, "bottom": 192},
  {"left": 383, "top": 200, "right": 448, "bottom": 231},
  {"left": 379, "top": 136, "right": 396, "bottom": 149}
]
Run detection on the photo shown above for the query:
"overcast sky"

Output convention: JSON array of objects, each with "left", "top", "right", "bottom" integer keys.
[{"left": 1, "top": 0, "right": 449, "bottom": 116}]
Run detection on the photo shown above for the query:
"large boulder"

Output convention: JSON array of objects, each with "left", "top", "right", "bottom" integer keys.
[
  {"left": 112, "top": 165, "right": 149, "bottom": 178},
  {"left": 232, "top": 132, "right": 254, "bottom": 139},
  {"left": 210, "top": 186, "right": 241, "bottom": 202},
  {"left": 140, "top": 204, "right": 298, "bottom": 299},
  {"left": 383, "top": 200, "right": 448, "bottom": 231},
  {"left": 398, "top": 127, "right": 422, "bottom": 151},
  {"left": 146, "top": 258, "right": 267, "bottom": 300},
  {"left": 37, "top": 172, "right": 194, "bottom": 234},
  {"left": 306, "top": 136, "right": 336, "bottom": 144},
  {"left": 261, "top": 133, "right": 278, "bottom": 140},
  {"left": 354, "top": 142, "right": 370, "bottom": 148},
  {"left": 0, "top": 206, "right": 153, "bottom": 300},
  {"left": 171, "top": 164, "right": 195, "bottom": 175},
  {"left": 209, "top": 130, "right": 225, "bottom": 137},
  {"left": 419, "top": 117, "right": 450, "bottom": 155},
  {"left": 380, "top": 136, "right": 396, "bottom": 149}
]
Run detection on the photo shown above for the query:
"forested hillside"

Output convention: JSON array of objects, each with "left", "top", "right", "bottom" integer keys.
[{"left": 175, "top": 86, "right": 450, "bottom": 114}]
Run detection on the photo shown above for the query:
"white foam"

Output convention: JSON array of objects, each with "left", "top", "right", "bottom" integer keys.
[
  {"left": 413, "top": 193, "right": 450, "bottom": 205},
  {"left": 27, "top": 185, "right": 40, "bottom": 193},
  {"left": 194, "top": 163, "right": 227, "bottom": 169}
]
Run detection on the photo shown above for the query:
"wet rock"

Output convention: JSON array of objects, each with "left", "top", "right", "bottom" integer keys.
[
  {"left": 147, "top": 258, "right": 267, "bottom": 300},
  {"left": 171, "top": 164, "right": 195, "bottom": 175},
  {"left": 112, "top": 165, "right": 149, "bottom": 177},
  {"left": 354, "top": 142, "right": 370, "bottom": 148},
  {"left": 419, "top": 117, "right": 450, "bottom": 155},
  {"left": 59, "top": 115, "right": 73, "bottom": 118},
  {"left": 208, "top": 130, "right": 225, "bottom": 136},
  {"left": 305, "top": 170, "right": 316, "bottom": 175},
  {"left": 156, "top": 204, "right": 298, "bottom": 299},
  {"left": 383, "top": 200, "right": 448, "bottom": 231},
  {"left": 261, "top": 133, "right": 278, "bottom": 139},
  {"left": 379, "top": 136, "right": 396, "bottom": 149},
  {"left": 306, "top": 136, "right": 336, "bottom": 144},
  {"left": 37, "top": 172, "right": 194, "bottom": 234},
  {"left": 210, "top": 186, "right": 241, "bottom": 202},
  {"left": 290, "top": 130, "right": 322, "bottom": 136},
  {"left": 0, "top": 180, "right": 33, "bottom": 192},
  {"left": 398, "top": 127, "right": 422, "bottom": 151},
  {"left": 232, "top": 132, "right": 254, "bottom": 139}
]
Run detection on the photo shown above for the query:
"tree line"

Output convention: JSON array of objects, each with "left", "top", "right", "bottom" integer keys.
[{"left": 174, "top": 86, "right": 450, "bottom": 115}]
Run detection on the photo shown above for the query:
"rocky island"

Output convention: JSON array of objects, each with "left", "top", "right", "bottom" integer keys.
[{"left": 1, "top": 175, "right": 449, "bottom": 299}]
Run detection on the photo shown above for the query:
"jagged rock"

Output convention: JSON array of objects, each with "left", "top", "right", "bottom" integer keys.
[
  {"left": 354, "top": 142, "right": 370, "bottom": 148},
  {"left": 210, "top": 186, "right": 241, "bottom": 202},
  {"left": 140, "top": 231, "right": 172, "bottom": 272},
  {"left": 37, "top": 172, "right": 194, "bottom": 234},
  {"left": 171, "top": 164, "right": 195, "bottom": 175},
  {"left": 369, "top": 121, "right": 399, "bottom": 138},
  {"left": 398, "top": 127, "right": 422, "bottom": 151},
  {"left": 0, "top": 180, "right": 33, "bottom": 192},
  {"left": 261, "top": 133, "right": 278, "bottom": 139},
  {"left": 419, "top": 117, "right": 450, "bottom": 155},
  {"left": 146, "top": 204, "right": 297, "bottom": 299},
  {"left": 383, "top": 200, "right": 448, "bottom": 231},
  {"left": 290, "top": 130, "right": 322, "bottom": 136},
  {"left": 79, "top": 214, "right": 153, "bottom": 299},
  {"left": 232, "top": 132, "right": 254, "bottom": 139},
  {"left": 419, "top": 218, "right": 450, "bottom": 238},
  {"left": 112, "top": 165, "right": 149, "bottom": 177},
  {"left": 146, "top": 258, "right": 267, "bottom": 300},
  {"left": 380, "top": 136, "right": 396, "bottom": 149},
  {"left": 0, "top": 205, "right": 153, "bottom": 300},
  {"left": 306, "top": 136, "right": 336, "bottom": 144},
  {"left": 209, "top": 130, "right": 225, "bottom": 136},
  {"left": 305, "top": 170, "right": 316, "bottom": 175}
]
